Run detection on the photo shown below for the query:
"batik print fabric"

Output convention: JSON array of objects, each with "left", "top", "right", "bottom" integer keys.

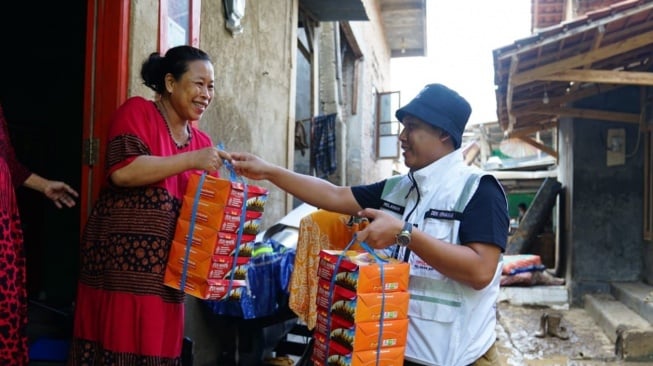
[
  {"left": 0, "top": 103, "right": 31, "bottom": 366},
  {"left": 288, "top": 210, "right": 362, "bottom": 330}
]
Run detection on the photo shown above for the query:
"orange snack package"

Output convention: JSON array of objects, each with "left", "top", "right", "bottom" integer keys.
[
  {"left": 186, "top": 173, "right": 268, "bottom": 211},
  {"left": 315, "top": 307, "right": 408, "bottom": 351},
  {"left": 163, "top": 264, "right": 247, "bottom": 300},
  {"left": 166, "top": 241, "right": 250, "bottom": 280},
  {"left": 317, "top": 250, "right": 410, "bottom": 294},
  {"left": 315, "top": 279, "right": 409, "bottom": 324},
  {"left": 311, "top": 332, "right": 405, "bottom": 366}
]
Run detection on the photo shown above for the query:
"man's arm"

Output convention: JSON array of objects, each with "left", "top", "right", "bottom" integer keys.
[{"left": 230, "top": 152, "right": 362, "bottom": 215}]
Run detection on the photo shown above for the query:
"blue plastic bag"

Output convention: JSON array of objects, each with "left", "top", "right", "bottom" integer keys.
[{"left": 206, "top": 239, "right": 295, "bottom": 319}]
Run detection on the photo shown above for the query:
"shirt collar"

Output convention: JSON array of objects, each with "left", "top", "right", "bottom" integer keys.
[{"left": 410, "top": 149, "right": 463, "bottom": 192}]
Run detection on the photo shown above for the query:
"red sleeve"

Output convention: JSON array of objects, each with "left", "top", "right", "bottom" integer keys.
[
  {"left": 0, "top": 103, "right": 31, "bottom": 187},
  {"left": 104, "top": 97, "right": 220, "bottom": 196},
  {"left": 105, "top": 96, "right": 157, "bottom": 177}
]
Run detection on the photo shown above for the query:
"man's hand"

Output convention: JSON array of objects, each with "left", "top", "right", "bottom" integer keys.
[
  {"left": 355, "top": 208, "right": 404, "bottom": 249},
  {"left": 230, "top": 152, "right": 274, "bottom": 180}
]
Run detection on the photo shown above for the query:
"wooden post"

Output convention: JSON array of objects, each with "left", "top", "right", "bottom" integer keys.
[{"left": 506, "top": 177, "right": 562, "bottom": 255}]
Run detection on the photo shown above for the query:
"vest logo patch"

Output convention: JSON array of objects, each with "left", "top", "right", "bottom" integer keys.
[
  {"left": 425, "top": 209, "right": 462, "bottom": 221},
  {"left": 381, "top": 200, "right": 405, "bottom": 215}
]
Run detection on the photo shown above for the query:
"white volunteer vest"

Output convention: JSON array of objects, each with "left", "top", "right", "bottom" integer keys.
[{"left": 379, "top": 150, "right": 503, "bottom": 366}]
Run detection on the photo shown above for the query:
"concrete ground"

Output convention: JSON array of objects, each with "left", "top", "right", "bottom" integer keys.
[
  {"left": 497, "top": 289, "right": 653, "bottom": 366},
  {"left": 496, "top": 302, "right": 619, "bottom": 365}
]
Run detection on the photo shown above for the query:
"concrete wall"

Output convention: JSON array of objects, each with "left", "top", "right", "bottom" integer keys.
[
  {"left": 313, "top": 17, "right": 396, "bottom": 188},
  {"left": 199, "top": 2, "right": 299, "bottom": 363},
  {"left": 129, "top": 0, "right": 160, "bottom": 99},
  {"left": 564, "top": 86, "right": 646, "bottom": 305},
  {"left": 201, "top": 0, "right": 298, "bottom": 229},
  {"left": 345, "top": 1, "right": 397, "bottom": 185},
  {"left": 557, "top": 117, "right": 573, "bottom": 285}
]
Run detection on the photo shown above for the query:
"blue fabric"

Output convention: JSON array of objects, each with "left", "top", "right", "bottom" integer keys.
[
  {"left": 206, "top": 239, "right": 295, "bottom": 319},
  {"left": 279, "top": 246, "right": 295, "bottom": 294},
  {"left": 246, "top": 241, "right": 283, "bottom": 317},
  {"left": 311, "top": 113, "right": 337, "bottom": 178},
  {"left": 29, "top": 338, "right": 70, "bottom": 362}
]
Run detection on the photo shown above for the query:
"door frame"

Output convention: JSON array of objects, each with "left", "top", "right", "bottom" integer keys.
[{"left": 80, "top": 0, "right": 130, "bottom": 226}]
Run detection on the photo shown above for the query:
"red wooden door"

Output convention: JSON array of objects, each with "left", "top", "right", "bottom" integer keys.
[{"left": 80, "top": 0, "right": 130, "bottom": 227}]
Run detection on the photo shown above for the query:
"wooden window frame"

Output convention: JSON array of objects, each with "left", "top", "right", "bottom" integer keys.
[
  {"left": 376, "top": 91, "right": 401, "bottom": 160},
  {"left": 159, "top": 0, "right": 201, "bottom": 53}
]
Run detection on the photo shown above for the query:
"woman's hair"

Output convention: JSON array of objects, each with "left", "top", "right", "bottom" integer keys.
[{"left": 141, "top": 45, "right": 212, "bottom": 94}]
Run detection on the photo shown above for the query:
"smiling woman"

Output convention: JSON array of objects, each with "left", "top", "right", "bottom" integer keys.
[{"left": 66, "top": 45, "right": 230, "bottom": 365}]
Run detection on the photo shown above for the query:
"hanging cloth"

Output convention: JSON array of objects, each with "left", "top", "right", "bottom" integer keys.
[
  {"left": 310, "top": 113, "right": 337, "bottom": 178},
  {"left": 288, "top": 210, "right": 367, "bottom": 329}
]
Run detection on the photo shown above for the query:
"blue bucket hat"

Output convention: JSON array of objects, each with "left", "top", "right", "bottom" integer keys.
[{"left": 395, "top": 83, "right": 471, "bottom": 149}]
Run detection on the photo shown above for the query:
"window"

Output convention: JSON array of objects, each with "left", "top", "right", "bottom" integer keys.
[
  {"left": 159, "top": 0, "right": 201, "bottom": 52},
  {"left": 376, "top": 91, "right": 401, "bottom": 159}
]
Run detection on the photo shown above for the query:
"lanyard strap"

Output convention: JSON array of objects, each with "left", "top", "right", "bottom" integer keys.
[
  {"left": 220, "top": 143, "right": 248, "bottom": 297},
  {"left": 180, "top": 171, "right": 207, "bottom": 292}
]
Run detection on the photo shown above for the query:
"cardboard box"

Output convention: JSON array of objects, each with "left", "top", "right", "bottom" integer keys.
[
  {"left": 214, "top": 231, "right": 256, "bottom": 255},
  {"left": 173, "top": 219, "right": 219, "bottom": 254},
  {"left": 172, "top": 221, "right": 256, "bottom": 256},
  {"left": 186, "top": 173, "right": 268, "bottom": 212},
  {"left": 163, "top": 264, "right": 246, "bottom": 300},
  {"left": 315, "top": 308, "right": 409, "bottom": 351},
  {"left": 316, "top": 279, "right": 409, "bottom": 324},
  {"left": 166, "top": 173, "right": 268, "bottom": 300},
  {"left": 218, "top": 207, "right": 263, "bottom": 234},
  {"left": 311, "top": 332, "right": 405, "bottom": 366},
  {"left": 178, "top": 202, "right": 263, "bottom": 235},
  {"left": 179, "top": 195, "right": 225, "bottom": 228},
  {"left": 207, "top": 255, "right": 250, "bottom": 280},
  {"left": 318, "top": 250, "right": 410, "bottom": 293},
  {"left": 166, "top": 241, "right": 250, "bottom": 280}
]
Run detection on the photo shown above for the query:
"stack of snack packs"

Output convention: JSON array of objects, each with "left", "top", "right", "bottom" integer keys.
[
  {"left": 311, "top": 249, "right": 410, "bottom": 366},
  {"left": 164, "top": 172, "right": 268, "bottom": 300}
]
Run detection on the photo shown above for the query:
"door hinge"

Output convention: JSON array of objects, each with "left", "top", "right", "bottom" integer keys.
[{"left": 82, "top": 137, "right": 100, "bottom": 166}]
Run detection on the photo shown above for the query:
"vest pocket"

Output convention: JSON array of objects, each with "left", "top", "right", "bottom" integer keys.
[
  {"left": 423, "top": 217, "right": 455, "bottom": 241},
  {"left": 408, "top": 276, "right": 462, "bottom": 323}
]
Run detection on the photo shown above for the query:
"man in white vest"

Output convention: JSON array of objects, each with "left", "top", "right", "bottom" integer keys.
[{"left": 230, "top": 83, "right": 509, "bottom": 366}]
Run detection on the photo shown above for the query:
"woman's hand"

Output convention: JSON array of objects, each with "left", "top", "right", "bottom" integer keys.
[
  {"left": 193, "top": 147, "right": 231, "bottom": 172},
  {"left": 43, "top": 180, "right": 79, "bottom": 208}
]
